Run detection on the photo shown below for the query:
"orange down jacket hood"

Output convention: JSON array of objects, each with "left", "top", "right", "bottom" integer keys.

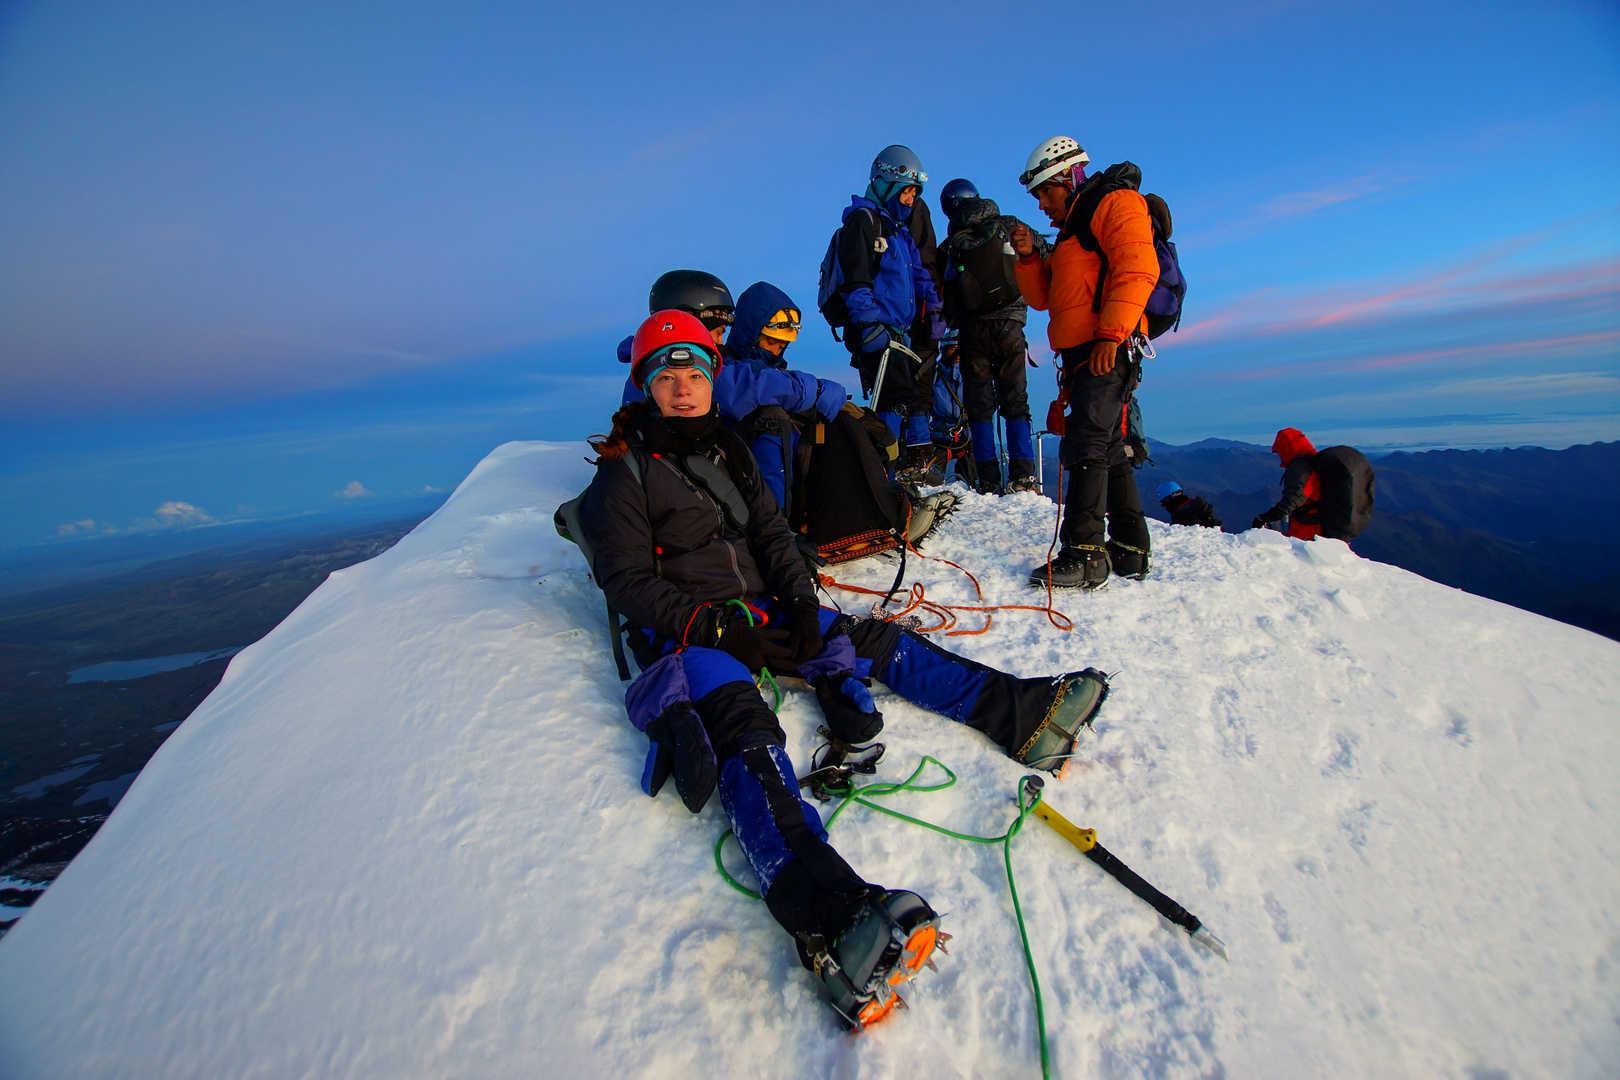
[{"left": 1272, "top": 428, "right": 1317, "bottom": 465}]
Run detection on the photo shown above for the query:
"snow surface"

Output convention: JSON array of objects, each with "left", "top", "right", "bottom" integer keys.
[{"left": 0, "top": 440, "right": 1616, "bottom": 1079}]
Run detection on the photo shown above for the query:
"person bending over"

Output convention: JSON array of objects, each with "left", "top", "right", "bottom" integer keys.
[
  {"left": 1252, "top": 428, "right": 1322, "bottom": 539},
  {"left": 1157, "top": 481, "right": 1222, "bottom": 529}
]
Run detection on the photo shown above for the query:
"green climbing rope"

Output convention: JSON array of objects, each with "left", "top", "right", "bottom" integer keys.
[
  {"left": 713, "top": 756, "right": 1053, "bottom": 1079},
  {"left": 720, "top": 599, "right": 784, "bottom": 711}
]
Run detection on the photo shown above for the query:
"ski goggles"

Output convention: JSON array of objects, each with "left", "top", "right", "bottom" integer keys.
[
  {"left": 694, "top": 306, "right": 736, "bottom": 330},
  {"left": 762, "top": 314, "right": 801, "bottom": 332},
  {"left": 874, "top": 160, "right": 928, "bottom": 186}
]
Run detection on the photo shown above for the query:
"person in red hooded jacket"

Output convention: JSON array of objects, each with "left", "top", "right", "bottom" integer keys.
[{"left": 1252, "top": 428, "right": 1322, "bottom": 539}]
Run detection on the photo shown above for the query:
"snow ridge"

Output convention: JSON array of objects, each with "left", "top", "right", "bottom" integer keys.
[{"left": 0, "top": 441, "right": 1615, "bottom": 1079}]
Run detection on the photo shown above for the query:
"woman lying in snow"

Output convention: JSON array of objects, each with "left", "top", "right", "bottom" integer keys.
[{"left": 577, "top": 310, "right": 1110, "bottom": 1028}]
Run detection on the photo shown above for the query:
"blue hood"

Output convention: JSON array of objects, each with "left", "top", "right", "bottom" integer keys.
[
  {"left": 729, "top": 281, "right": 799, "bottom": 369},
  {"left": 862, "top": 182, "right": 912, "bottom": 222}
]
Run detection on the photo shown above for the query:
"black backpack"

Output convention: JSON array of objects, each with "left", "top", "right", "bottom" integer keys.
[
  {"left": 817, "top": 206, "right": 891, "bottom": 332},
  {"left": 1313, "top": 446, "right": 1376, "bottom": 540},
  {"left": 943, "top": 219, "right": 1021, "bottom": 317},
  {"left": 1061, "top": 161, "right": 1187, "bottom": 339}
]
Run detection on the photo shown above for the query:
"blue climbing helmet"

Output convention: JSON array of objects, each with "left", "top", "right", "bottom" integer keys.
[
  {"left": 869, "top": 144, "right": 927, "bottom": 207},
  {"left": 939, "top": 178, "right": 979, "bottom": 219},
  {"left": 1156, "top": 481, "right": 1183, "bottom": 501}
]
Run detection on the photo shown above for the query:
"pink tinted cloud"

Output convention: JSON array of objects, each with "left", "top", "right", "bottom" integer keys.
[
  {"left": 1179, "top": 246, "right": 1619, "bottom": 345},
  {"left": 1190, "top": 173, "right": 1416, "bottom": 247},
  {"left": 1201, "top": 330, "right": 1620, "bottom": 386}
]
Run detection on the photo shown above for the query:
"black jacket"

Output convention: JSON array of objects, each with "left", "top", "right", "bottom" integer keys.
[
  {"left": 1271, "top": 455, "right": 1319, "bottom": 521},
  {"left": 1162, "top": 492, "right": 1222, "bottom": 529},
  {"left": 940, "top": 197, "right": 1045, "bottom": 326},
  {"left": 580, "top": 410, "right": 815, "bottom": 640}
]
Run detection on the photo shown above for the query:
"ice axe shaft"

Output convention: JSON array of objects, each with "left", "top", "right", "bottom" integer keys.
[{"left": 1023, "top": 777, "right": 1229, "bottom": 961}]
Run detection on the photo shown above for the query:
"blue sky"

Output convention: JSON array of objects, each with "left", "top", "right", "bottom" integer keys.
[{"left": 1, "top": 0, "right": 1616, "bottom": 549}]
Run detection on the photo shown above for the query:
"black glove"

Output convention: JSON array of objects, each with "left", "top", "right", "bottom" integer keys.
[
  {"left": 812, "top": 672, "right": 884, "bottom": 744},
  {"left": 690, "top": 603, "right": 793, "bottom": 672},
  {"left": 1251, "top": 508, "right": 1283, "bottom": 530},
  {"left": 784, "top": 596, "right": 825, "bottom": 663},
  {"left": 642, "top": 704, "right": 717, "bottom": 813}
]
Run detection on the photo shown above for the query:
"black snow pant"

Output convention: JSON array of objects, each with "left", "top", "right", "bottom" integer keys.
[
  {"left": 1056, "top": 344, "right": 1151, "bottom": 554},
  {"left": 958, "top": 318, "right": 1031, "bottom": 425}
]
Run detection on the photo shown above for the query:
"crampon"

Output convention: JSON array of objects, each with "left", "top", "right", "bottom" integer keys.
[{"left": 811, "top": 890, "right": 948, "bottom": 1031}]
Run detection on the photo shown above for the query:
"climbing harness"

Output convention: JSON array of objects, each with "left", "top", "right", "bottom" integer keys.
[{"left": 715, "top": 756, "right": 1227, "bottom": 1076}]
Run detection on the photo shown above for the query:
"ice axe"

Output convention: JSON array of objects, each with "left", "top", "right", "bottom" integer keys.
[{"left": 1021, "top": 775, "right": 1228, "bottom": 960}]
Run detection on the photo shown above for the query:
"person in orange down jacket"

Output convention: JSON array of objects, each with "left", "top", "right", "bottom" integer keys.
[
  {"left": 1252, "top": 428, "right": 1323, "bottom": 539},
  {"left": 1010, "top": 136, "right": 1157, "bottom": 590}
]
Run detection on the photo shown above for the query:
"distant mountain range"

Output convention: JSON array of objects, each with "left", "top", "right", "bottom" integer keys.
[{"left": 1126, "top": 439, "right": 1620, "bottom": 640}]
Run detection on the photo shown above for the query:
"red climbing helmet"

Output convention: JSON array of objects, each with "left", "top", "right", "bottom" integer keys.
[{"left": 630, "top": 310, "right": 722, "bottom": 392}]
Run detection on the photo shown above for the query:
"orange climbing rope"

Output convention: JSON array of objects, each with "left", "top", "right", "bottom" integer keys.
[{"left": 816, "top": 467, "right": 1075, "bottom": 635}]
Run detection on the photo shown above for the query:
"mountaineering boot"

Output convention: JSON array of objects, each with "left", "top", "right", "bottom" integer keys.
[
  {"left": 813, "top": 889, "right": 945, "bottom": 1030},
  {"left": 1106, "top": 540, "right": 1151, "bottom": 580},
  {"left": 973, "top": 456, "right": 1004, "bottom": 495},
  {"left": 1016, "top": 668, "right": 1111, "bottom": 776},
  {"left": 904, "top": 490, "right": 958, "bottom": 548},
  {"left": 1006, "top": 458, "right": 1040, "bottom": 495},
  {"left": 1028, "top": 544, "right": 1110, "bottom": 590},
  {"left": 897, "top": 443, "right": 947, "bottom": 488}
]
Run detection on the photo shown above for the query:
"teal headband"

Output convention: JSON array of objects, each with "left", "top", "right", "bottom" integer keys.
[{"left": 639, "top": 343, "right": 717, "bottom": 395}]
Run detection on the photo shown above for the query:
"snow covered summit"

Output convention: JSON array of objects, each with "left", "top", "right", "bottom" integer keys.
[{"left": 0, "top": 440, "right": 1615, "bottom": 1079}]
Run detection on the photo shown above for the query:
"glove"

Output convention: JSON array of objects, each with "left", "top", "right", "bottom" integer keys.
[
  {"left": 1251, "top": 508, "right": 1283, "bottom": 529},
  {"left": 783, "top": 596, "right": 826, "bottom": 663},
  {"left": 858, "top": 323, "right": 892, "bottom": 355},
  {"left": 926, "top": 309, "right": 947, "bottom": 343},
  {"left": 686, "top": 602, "right": 788, "bottom": 668},
  {"left": 812, "top": 672, "right": 884, "bottom": 744},
  {"left": 642, "top": 704, "right": 717, "bottom": 813},
  {"left": 814, "top": 379, "right": 849, "bottom": 421},
  {"left": 721, "top": 623, "right": 794, "bottom": 672}
]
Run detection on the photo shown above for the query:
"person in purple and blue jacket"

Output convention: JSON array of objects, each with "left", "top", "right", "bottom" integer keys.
[
  {"left": 829, "top": 145, "right": 948, "bottom": 484},
  {"left": 577, "top": 310, "right": 1109, "bottom": 1029}
]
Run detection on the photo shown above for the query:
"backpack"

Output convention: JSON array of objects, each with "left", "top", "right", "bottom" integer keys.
[
  {"left": 554, "top": 453, "right": 644, "bottom": 682},
  {"left": 1062, "top": 162, "right": 1187, "bottom": 339},
  {"left": 1123, "top": 394, "right": 1152, "bottom": 469},
  {"left": 817, "top": 206, "right": 890, "bottom": 332},
  {"left": 942, "top": 219, "right": 1021, "bottom": 317},
  {"left": 1313, "top": 446, "right": 1376, "bottom": 540}
]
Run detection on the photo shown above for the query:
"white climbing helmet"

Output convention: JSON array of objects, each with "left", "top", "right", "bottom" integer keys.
[{"left": 1019, "top": 135, "right": 1089, "bottom": 192}]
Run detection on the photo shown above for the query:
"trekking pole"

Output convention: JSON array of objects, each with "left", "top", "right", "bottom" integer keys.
[{"left": 1020, "top": 775, "right": 1229, "bottom": 960}]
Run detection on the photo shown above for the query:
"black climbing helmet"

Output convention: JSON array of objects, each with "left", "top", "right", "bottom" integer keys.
[
  {"left": 648, "top": 270, "right": 735, "bottom": 328},
  {"left": 939, "top": 178, "right": 979, "bottom": 219}
]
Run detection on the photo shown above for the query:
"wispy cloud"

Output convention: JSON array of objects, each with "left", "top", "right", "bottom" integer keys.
[
  {"left": 1199, "top": 330, "right": 1620, "bottom": 386},
  {"left": 57, "top": 500, "right": 217, "bottom": 538},
  {"left": 56, "top": 518, "right": 103, "bottom": 537},
  {"left": 1178, "top": 219, "right": 1619, "bottom": 346},
  {"left": 335, "top": 481, "right": 372, "bottom": 499},
  {"left": 1189, "top": 173, "right": 1418, "bottom": 247}
]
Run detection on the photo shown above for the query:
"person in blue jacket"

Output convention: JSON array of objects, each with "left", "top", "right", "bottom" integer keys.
[
  {"left": 618, "top": 273, "right": 846, "bottom": 462},
  {"left": 722, "top": 281, "right": 834, "bottom": 513},
  {"left": 829, "top": 146, "right": 946, "bottom": 481}
]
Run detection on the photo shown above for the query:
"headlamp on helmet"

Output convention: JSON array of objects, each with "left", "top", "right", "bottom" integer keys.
[{"left": 1019, "top": 136, "right": 1090, "bottom": 192}]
